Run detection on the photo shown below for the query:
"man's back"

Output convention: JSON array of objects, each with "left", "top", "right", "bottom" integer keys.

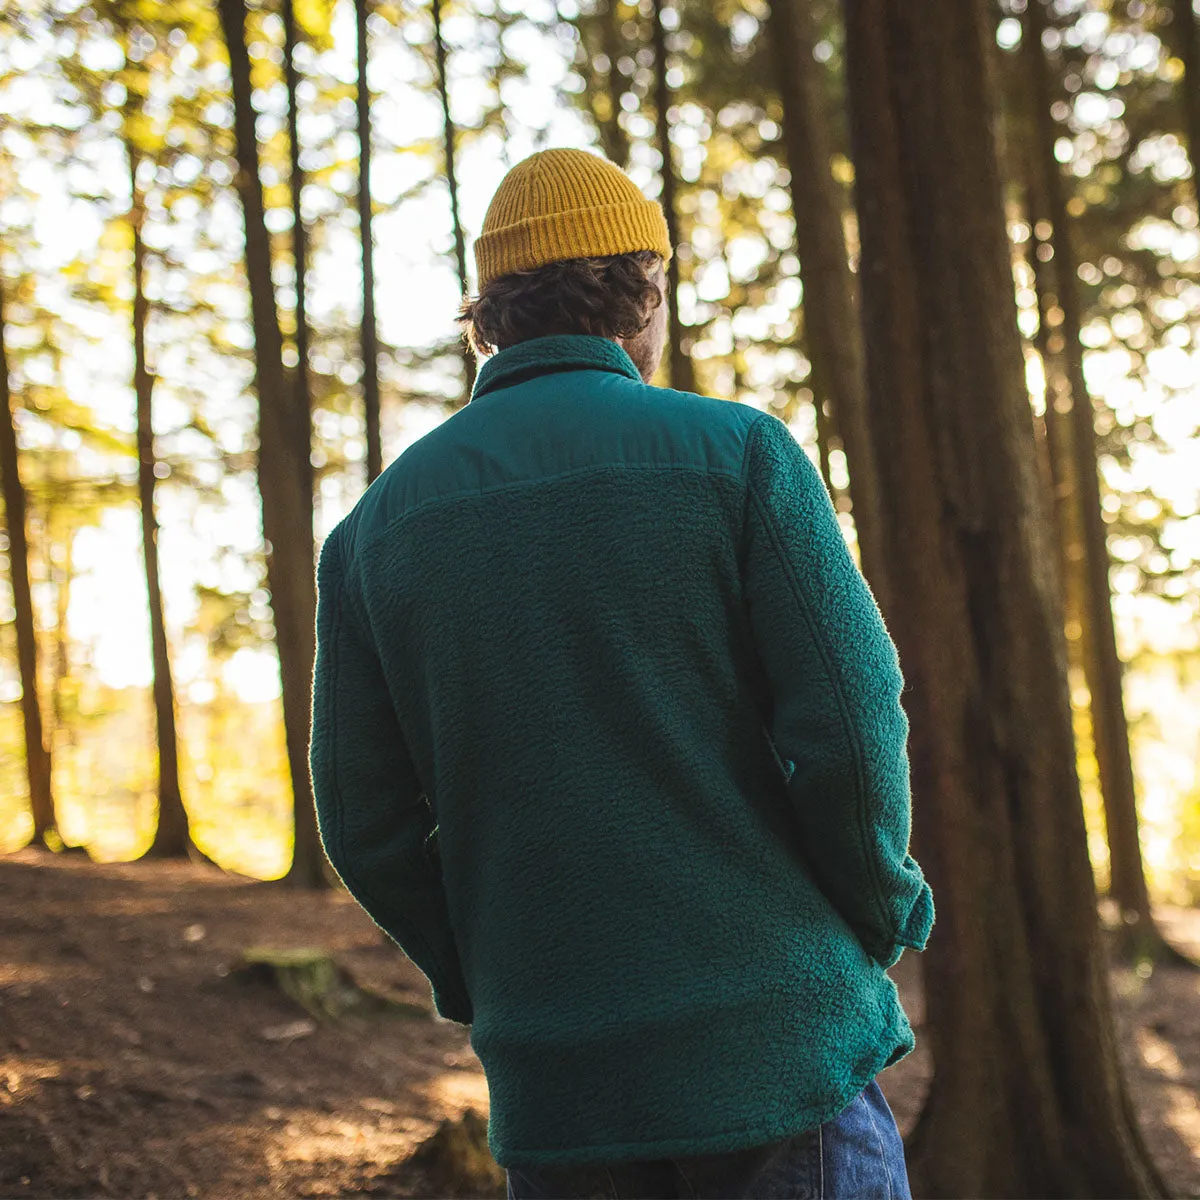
[{"left": 311, "top": 333, "right": 933, "bottom": 1170}]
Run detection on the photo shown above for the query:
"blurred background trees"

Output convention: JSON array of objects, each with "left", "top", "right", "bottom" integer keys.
[
  {"left": 2, "top": 0, "right": 1197, "bottom": 880},
  {"left": 1, "top": 0, "right": 1199, "bottom": 1185},
  {"left": 2, "top": 0, "right": 1198, "bottom": 911}
]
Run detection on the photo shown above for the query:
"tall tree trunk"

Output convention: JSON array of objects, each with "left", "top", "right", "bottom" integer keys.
[
  {"left": 1023, "top": 172, "right": 1079, "bottom": 622},
  {"left": 216, "top": 0, "right": 326, "bottom": 888},
  {"left": 355, "top": 0, "right": 382, "bottom": 483},
  {"left": 282, "top": 0, "right": 314, "bottom": 507},
  {"left": 768, "top": 0, "right": 887, "bottom": 606},
  {"left": 0, "top": 275, "right": 55, "bottom": 847},
  {"left": 1024, "top": 179, "right": 1100, "bottom": 879},
  {"left": 128, "top": 144, "right": 191, "bottom": 860},
  {"left": 1024, "top": 0, "right": 1176, "bottom": 963},
  {"left": 50, "top": 527, "right": 71, "bottom": 750},
  {"left": 650, "top": 0, "right": 694, "bottom": 393},
  {"left": 598, "top": 0, "right": 631, "bottom": 169},
  {"left": 843, "top": 0, "right": 1166, "bottom": 1195},
  {"left": 431, "top": 0, "right": 477, "bottom": 406},
  {"left": 1172, "top": 0, "right": 1200, "bottom": 194}
]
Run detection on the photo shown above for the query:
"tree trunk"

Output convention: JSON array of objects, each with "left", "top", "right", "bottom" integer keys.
[
  {"left": 842, "top": 0, "right": 1166, "bottom": 1195},
  {"left": 431, "top": 0, "right": 477, "bottom": 406},
  {"left": 1172, "top": 0, "right": 1200, "bottom": 194},
  {"left": 50, "top": 526, "right": 72, "bottom": 751},
  {"left": 1024, "top": 172, "right": 1101, "bottom": 907},
  {"left": 1024, "top": 0, "right": 1177, "bottom": 964},
  {"left": 768, "top": 0, "right": 887, "bottom": 605},
  {"left": 282, "top": 0, "right": 315, "bottom": 507},
  {"left": 650, "top": 0, "right": 694, "bottom": 394},
  {"left": 0, "top": 274, "right": 55, "bottom": 848},
  {"left": 128, "top": 144, "right": 191, "bottom": 860},
  {"left": 355, "top": 0, "right": 382, "bottom": 483},
  {"left": 216, "top": 0, "right": 326, "bottom": 888},
  {"left": 598, "top": 0, "right": 631, "bottom": 169}
]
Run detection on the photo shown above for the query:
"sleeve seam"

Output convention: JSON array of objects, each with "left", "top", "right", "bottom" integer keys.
[
  {"left": 745, "top": 426, "right": 895, "bottom": 938},
  {"left": 740, "top": 413, "right": 771, "bottom": 491}
]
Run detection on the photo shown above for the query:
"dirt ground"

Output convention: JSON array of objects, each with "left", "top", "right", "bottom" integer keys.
[{"left": 1, "top": 850, "right": 1198, "bottom": 1199}]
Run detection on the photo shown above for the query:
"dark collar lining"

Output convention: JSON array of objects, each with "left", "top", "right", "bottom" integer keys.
[{"left": 470, "top": 335, "right": 642, "bottom": 401}]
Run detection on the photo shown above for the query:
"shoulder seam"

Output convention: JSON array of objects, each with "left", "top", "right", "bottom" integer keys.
[
  {"left": 740, "top": 412, "right": 777, "bottom": 492},
  {"left": 737, "top": 413, "right": 773, "bottom": 577}
]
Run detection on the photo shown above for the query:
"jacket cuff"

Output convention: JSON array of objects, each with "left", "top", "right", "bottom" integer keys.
[
  {"left": 896, "top": 879, "right": 935, "bottom": 952},
  {"left": 862, "top": 879, "right": 935, "bottom": 969}
]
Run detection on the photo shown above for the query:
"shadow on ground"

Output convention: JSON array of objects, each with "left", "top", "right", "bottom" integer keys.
[{"left": 1, "top": 851, "right": 1197, "bottom": 1197}]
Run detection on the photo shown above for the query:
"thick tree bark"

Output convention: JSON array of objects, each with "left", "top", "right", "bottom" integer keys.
[
  {"left": 768, "top": 0, "right": 887, "bottom": 605},
  {"left": 650, "top": 0, "right": 694, "bottom": 393},
  {"left": 1024, "top": 0, "right": 1175, "bottom": 963},
  {"left": 128, "top": 145, "right": 191, "bottom": 860},
  {"left": 216, "top": 0, "right": 326, "bottom": 888},
  {"left": 431, "top": 0, "right": 476, "bottom": 406},
  {"left": 355, "top": 0, "right": 382, "bottom": 483},
  {"left": 0, "top": 274, "right": 55, "bottom": 847},
  {"left": 282, "top": 0, "right": 315, "bottom": 506},
  {"left": 843, "top": 0, "right": 1166, "bottom": 1195}
]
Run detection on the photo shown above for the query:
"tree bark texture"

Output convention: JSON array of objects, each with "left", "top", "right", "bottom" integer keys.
[
  {"left": 768, "top": 0, "right": 887, "bottom": 608},
  {"left": 1025, "top": 0, "right": 1161, "bottom": 952},
  {"left": 129, "top": 145, "right": 191, "bottom": 860},
  {"left": 431, "top": 0, "right": 477, "bottom": 406},
  {"left": 0, "top": 274, "right": 55, "bottom": 846},
  {"left": 282, "top": 0, "right": 315, "bottom": 506},
  {"left": 216, "top": 0, "right": 326, "bottom": 888},
  {"left": 356, "top": 0, "right": 383, "bottom": 482},
  {"left": 842, "top": 0, "right": 1165, "bottom": 1194},
  {"left": 650, "top": 0, "right": 695, "bottom": 394}
]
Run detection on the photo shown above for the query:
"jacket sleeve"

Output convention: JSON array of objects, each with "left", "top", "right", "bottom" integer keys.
[
  {"left": 741, "top": 414, "right": 934, "bottom": 968},
  {"left": 309, "top": 526, "right": 473, "bottom": 1023}
]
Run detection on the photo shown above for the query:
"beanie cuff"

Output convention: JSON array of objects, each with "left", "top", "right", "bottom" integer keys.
[{"left": 473, "top": 199, "right": 671, "bottom": 288}]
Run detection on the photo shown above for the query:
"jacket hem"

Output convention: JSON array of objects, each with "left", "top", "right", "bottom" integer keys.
[{"left": 492, "top": 1018, "right": 914, "bottom": 1170}]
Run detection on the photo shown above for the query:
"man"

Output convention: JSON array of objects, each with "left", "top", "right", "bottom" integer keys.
[{"left": 309, "top": 147, "right": 934, "bottom": 1199}]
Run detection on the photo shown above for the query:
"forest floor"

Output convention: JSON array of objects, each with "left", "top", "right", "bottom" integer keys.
[{"left": 1, "top": 850, "right": 1198, "bottom": 1200}]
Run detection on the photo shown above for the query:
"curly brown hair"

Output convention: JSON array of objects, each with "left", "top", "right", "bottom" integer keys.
[{"left": 457, "top": 250, "right": 664, "bottom": 359}]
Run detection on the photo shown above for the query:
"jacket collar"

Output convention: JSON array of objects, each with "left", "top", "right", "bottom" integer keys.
[{"left": 470, "top": 335, "right": 642, "bottom": 401}]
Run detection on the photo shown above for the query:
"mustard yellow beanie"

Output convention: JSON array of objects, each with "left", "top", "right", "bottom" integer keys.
[{"left": 472, "top": 148, "right": 672, "bottom": 289}]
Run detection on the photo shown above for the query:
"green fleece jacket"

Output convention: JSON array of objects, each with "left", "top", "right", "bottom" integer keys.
[{"left": 309, "top": 333, "right": 934, "bottom": 1170}]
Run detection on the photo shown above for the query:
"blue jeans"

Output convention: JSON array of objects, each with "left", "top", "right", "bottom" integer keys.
[{"left": 505, "top": 1079, "right": 912, "bottom": 1199}]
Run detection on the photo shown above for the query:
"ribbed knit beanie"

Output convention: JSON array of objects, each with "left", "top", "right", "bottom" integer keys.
[{"left": 472, "top": 148, "right": 672, "bottom": 289}]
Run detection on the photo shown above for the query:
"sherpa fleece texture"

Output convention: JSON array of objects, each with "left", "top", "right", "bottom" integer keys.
[{"left": 309, "top": 333, "right": 934, "bottom": 1171}]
